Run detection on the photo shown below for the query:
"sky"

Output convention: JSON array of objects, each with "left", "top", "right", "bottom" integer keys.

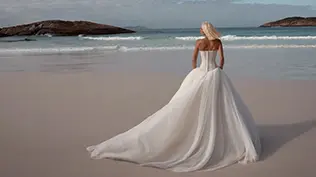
[{"left": 0, "top": 0, "right": 316, "bottom": 28}]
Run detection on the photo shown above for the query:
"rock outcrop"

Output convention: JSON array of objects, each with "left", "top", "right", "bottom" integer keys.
[
  {"left": 260, "top": 17, "right": 316, "bottom": 27},
  {"left": 0, "top": 20, "right": 135, "bottom": 37}
]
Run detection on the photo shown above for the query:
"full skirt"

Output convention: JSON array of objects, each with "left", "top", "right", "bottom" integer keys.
[{"left": 86, "top": 67, "right": 261, "bottom": 172}]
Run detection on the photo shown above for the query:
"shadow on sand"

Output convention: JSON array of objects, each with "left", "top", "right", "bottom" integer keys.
[{"left": 259, "top": 120, "right": 316, "bottom": 160}]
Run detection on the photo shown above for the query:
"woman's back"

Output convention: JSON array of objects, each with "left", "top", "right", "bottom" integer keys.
[
  {"left": 193, "top": 38, "right": 224, "bottom": 70},
  {"left": 198, "top": 38, "right": 221, "bottom": 51}
]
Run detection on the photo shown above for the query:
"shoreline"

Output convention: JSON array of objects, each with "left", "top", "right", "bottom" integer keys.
[{"left": 1, "top": 48, "right": 316, "bottom": 80}]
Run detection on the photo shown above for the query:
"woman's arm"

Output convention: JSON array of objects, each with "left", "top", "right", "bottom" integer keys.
[
  {"left": 192, "top": 40, "right": 200, "bottom": 69},
  {"left": 218, "top": 40, "right": 224, "bottom": 69}
]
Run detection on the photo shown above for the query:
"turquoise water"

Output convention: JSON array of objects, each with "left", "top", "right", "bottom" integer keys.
[
  {"left": 1, "top": 27, "right": 316, "bottom": 54},
  {"left": 0, "top": 27, "right": 316, "bottom": 80}
]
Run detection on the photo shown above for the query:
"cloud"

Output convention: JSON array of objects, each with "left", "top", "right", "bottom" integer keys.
[{"left": 0, "top": 0, "right": 315, "bottom": 28}]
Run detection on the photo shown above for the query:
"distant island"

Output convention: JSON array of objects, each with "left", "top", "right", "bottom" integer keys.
[
  {"left": 260, "top": 17, "right": 316, "bottom": 27},
  {"left": 0, "top": 20, "right": 135, "bottom": 37}
]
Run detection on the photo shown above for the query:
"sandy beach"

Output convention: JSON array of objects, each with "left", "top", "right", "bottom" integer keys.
[
  {"left": 1, "top": 0, "right": 316, "bottom": 175},
  {"left": 1, "top": 71, "right": 316, "bottom": 177}
]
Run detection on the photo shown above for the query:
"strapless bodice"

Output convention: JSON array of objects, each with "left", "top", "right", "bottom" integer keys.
[{"left": 199, "top": 51, "right": 217, "bottom": 71}]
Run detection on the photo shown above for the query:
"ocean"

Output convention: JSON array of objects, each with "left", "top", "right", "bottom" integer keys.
[{"left": 0, "top": 27, "right": 316, "bottom": 79}]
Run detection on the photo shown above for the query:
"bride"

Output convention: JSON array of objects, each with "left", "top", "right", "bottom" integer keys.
[{"left": 86, "top": 22, "right": 261, "bottom": 172}]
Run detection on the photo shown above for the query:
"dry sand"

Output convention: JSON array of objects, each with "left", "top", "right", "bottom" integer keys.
[{"left": 1, "top": 71, "right": 316, "bottom": 177}]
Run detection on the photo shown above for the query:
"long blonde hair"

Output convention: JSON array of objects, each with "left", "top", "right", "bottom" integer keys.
[{"left": 201, "top": 22, "right": 221, "bottom": 40}]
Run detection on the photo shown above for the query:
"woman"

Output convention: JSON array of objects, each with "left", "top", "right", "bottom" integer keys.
[{"left": 86, "top": 22, "right": 261, "bottom": 172}]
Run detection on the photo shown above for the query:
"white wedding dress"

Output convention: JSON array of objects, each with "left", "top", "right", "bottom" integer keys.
[{"left": 87, "top": 51, "right": 261, "bottom": 172}]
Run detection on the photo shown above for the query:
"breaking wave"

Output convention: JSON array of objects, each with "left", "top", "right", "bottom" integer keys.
[
  {"left": 176, "top": 35, "right": 316, "bottom": 41},
  {"left": 81, "top": 36, "right": 144, "bottom": 41}
]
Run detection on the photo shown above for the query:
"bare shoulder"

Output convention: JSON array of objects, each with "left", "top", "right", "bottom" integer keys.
[
  {"left": 216, "top": 39, "right": 223, "bottom": 45},
  {"left": 196, "top": 39, "right": 203, "bottom": 45},
  {"left": 212, "top": 39, "right": 222, "bottom": 50},
  {"left": 195, "top": 39, "right": 203, "bottom": 49}
]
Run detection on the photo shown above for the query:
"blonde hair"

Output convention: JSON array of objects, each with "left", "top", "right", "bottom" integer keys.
[{"left": 201, "top": 22, "right": 221, "bottom": 40}]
